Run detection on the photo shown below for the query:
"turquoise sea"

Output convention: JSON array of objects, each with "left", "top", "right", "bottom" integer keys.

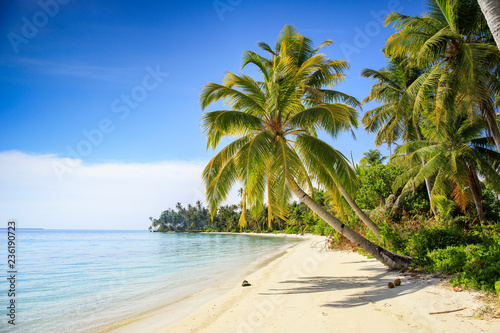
[{"left": 0, "top": 230, "right": 300, "bottom": 332}]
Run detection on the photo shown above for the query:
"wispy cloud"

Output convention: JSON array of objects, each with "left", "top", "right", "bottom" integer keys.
[
  {"left": 0, "top": 151, "right": 238, "bottom": 230},
  {"left": 2, "top": 56, "right": 144, "bottom": 82}
]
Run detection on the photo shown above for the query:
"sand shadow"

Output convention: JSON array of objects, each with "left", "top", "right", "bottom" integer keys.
[{"left": 259, "top": 274, "right": 424, "bottom": 308}]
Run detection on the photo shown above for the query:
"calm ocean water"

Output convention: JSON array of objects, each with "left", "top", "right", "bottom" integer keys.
[{"left": 0, "top": 230, "right": 300, "bottom": 333}]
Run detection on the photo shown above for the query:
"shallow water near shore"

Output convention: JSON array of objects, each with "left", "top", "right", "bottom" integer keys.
[{"left": 0, "top": 230, "right": 301, "bottom": 332}]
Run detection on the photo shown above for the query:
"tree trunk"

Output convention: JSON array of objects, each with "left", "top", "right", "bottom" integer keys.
[
  {"left": 415, "top": 123, "right": 438, "bottom": 216},
  {"left": 337, "top": 182, "right": 382, "bottom": 240},
  {"left": 289, "top": 178, "right": 413, "bottom": 270},
  {"left": 389, "top": 188, "right": 407, "bottom": 217},
  {"left": 478, "top": 0, "right": 500, "bottom": 50},
  {"left": 482, "top": 102, "right": 500, "bottom": 152},
  {"left": 467, "top": 164, "right": 486, "bottom": 226}
]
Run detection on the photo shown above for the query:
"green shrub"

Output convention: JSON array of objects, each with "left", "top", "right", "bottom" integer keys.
[
  {"left": 312, "top": 220, "right": 334, "bottom": 236},
  {"left": 313, "top": 224, "right": 324, "bottom": 235},
  {"left": 427, "top": 245, "right": 466, "bottom": 273},
  {"left": 428, "top": 243, "right": 500, "bottom": 292},
  {"left": 404, "top": 226, "right": 482, "bottom": 266},
  {"left": 380, "top": 224, "right": 407, "bottom": 252}
]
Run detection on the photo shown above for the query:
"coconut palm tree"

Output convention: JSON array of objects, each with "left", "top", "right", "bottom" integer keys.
[
  {"left": 478, "top": 0, "right": 500, "bottom": 49},
  {"left": 362, "top": 57, "right": 422, "bottom": 146},
  {"left": 394, "top": 112, "right": 500, "bottom": 225},
  {"left": 250, "top": 25, "right": 382, "bottom": 239},
  {"left": 385, "top": 0, "right": 500, "bottom": 151},
  {"left": 362, "top": 149, "right": 388, "bottom": 166},
  {"left": 362, "top": 57, "right": 438, "bottom": 215},
  {"left": 200, "top": 26, "right": 411, "bottom": 269}
]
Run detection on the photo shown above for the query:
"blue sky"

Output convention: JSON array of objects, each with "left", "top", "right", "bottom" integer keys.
[{"left": 0, "top": 0, "right": 425, "bottom": 229}]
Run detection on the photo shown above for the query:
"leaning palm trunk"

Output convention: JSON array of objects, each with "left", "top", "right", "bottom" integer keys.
[
  {"left": 482, "top": 102, "right": 500, "bottom": 152},
  {"left": 290, "top": 178, "right": 412, "bottom": 270},
  {"left": 467, "top": 164, "right": 487, "bottom": 226},
  {"left": 337, "top": 182, "right": 381, "bottom": 240},
  {"left": 478, "top": 0, "right": 500, "bottom": 50},
  {"left": 415, "top": 124, "right": 438, "bottom": 216},
  {"left": 424, "top": 176, "right": 438, "bottom": 215}
]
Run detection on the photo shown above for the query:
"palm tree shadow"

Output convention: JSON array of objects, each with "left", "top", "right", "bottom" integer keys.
[{"left": 259, "top": 274, "right": 422, "bottom": 308}]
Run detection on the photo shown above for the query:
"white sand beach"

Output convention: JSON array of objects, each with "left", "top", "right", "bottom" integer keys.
[{"left": 110, "top": 235, "right": 499, "bottom": 333}]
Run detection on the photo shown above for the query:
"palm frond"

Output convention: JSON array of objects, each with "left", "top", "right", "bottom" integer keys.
[
  {"left": 288, "top": 104, "right": 358, "bottom": 139},
  {"left": 202, "top": 110, "right": 263, "bottom": 149}
]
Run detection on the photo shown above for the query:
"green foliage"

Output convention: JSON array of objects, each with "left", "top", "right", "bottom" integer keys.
[
  {"left": 382, "top": 1, "right": 500, "bottom": 226},
  {"left": 356, "top": 164, "right": 400, "bottom": 210},
  {"left": 398, "top": 193, "right": 430, "bottom": 217},
  {"left": 482, "top": 184, "right": 500, "bottom": 222},
  {"left": 380, "top": 223, "right": 407, "bottom": 252},
  {"left": 428, "top": 242, "right": 500, "bottom": 292},
  {"left": 433, "top": 195, "right": 456, "bottom": 222},
  {"left": 381, "top": 223, "right": 500, "bottom": 292},
  {"left": 150, "top": 196, "right": 334, "bottom": 235},
  {"left": 150, "top": 202, "right": 238, "bottom": 232},
  {"left": 427, "top": 246, "right": 466, "bottom": 273},
  {"left": 312, "top": 220, "right": 335, "bottom": 236},
  {"left": 404, "top": 226, "right": 482, "bottom": 266},
  {"left": 359, "top": 149, "right": 387, "bottom": 166},
  {"left": 355, "top": 162, "right": 430, "bottom": 215},
  {"left": 284, "top": 225, "right": 301, "bottom": 234},
  {"left": 287, "top": 200, "right": 324, "bottom": 234}
]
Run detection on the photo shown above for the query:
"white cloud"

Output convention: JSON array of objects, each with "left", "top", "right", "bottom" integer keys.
[{"left": 0, "top": 151, "right": 239, "bottom": 230}]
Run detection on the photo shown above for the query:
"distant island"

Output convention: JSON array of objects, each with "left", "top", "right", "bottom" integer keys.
[{"left": 0, "top": 227, "right": 45, "bottom": 230}]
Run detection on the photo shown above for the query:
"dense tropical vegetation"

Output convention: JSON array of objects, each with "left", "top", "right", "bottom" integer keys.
[{"left": 150, "top": 0, "right": 500, "bottom": 291}]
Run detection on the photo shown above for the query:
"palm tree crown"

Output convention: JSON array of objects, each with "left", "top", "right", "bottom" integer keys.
[
  {"left": 361, "top": 149, "right": 388, "bottom": 166},
  {"left": 200, "top": 25, "right": 412, "bottom": 269},
  {"left": 201, "top": 25, "right": 359, "bottom": 226},
  {"left": 394, "top": 112, "right": 500, "bottom": 224}
]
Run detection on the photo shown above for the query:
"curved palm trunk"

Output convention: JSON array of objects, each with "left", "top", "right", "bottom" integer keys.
[
  {"left": 337, "top": 183, "right": 381, "bottom": 240},
  {"left": 478, "top": 0, "right": 500, "bottom": 50},
  {"left": 482, "top": 103, "right": 500, "bottom": 152},
  {"left": 415, "top": 123, "right": 438, "bottom": 216},
  {"left": 289, "top": 178, "right": 413, "bottom": 270},
  {"left": 467, "top": 164, "right": 486, "bottom": 226},
  {"left": 389, "top": 191, "right": 403, "bottom": 217}
]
